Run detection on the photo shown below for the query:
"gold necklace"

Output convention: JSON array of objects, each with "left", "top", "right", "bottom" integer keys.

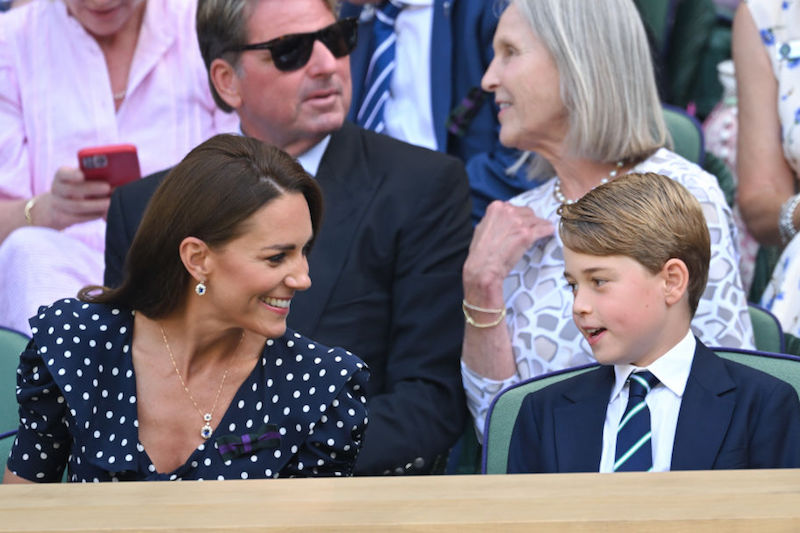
[{"left": 159, "top": 325, "right": 244, "bottom": 440}]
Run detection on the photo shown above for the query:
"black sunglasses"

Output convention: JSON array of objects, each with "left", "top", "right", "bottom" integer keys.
[{"left": 223, "top": 18, "right": 358, "bottom": 72}]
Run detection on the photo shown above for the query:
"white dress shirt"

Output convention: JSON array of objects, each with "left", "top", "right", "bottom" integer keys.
[
  {"left": 599, "top": 331, "right": 696, "bottom": 472},
  {"left": 361, "top": 0, "right": 437, "bottom": 150},
  {"left": 296, "top": 135, "right": 331, "bottom": 176}
]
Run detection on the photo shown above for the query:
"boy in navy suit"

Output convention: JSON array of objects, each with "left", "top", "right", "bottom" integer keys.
[{"left": 508, "top": 172, "right": 800, "bottom": 473}]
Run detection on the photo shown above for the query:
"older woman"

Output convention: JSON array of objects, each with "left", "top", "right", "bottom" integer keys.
[
  {"left": 734, "top": 0, "right": 800, "bottom": 335},
  {"left": 461, "top": 0, "right": 754, "bottom": 436},
  {"left": 4, "top": 135, "right": 368, "bottom": 483}
]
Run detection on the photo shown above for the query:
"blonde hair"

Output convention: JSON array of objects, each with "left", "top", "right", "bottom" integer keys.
[
  {"left": 511, "top": 0, "right": 668, "bottom": 173},
  {"left": 558, "top": 172, "right": 710, "bottom": 315}
]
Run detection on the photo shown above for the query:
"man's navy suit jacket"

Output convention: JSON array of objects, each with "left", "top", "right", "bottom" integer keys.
[
  {"left": 104, "top": 122, "right": 473, "bottom": 475},
  {"left": 342, "top": 0, "right": 538, "bottom": 223},
  {"left": 507, "top": 340, "right": 800, "bottom": 472}
]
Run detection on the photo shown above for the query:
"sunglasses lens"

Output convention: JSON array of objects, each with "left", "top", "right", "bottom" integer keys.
[
  {"left": 320, "top": 19, "right": 358, "bottom": 58},
  {"left": 272, "top": 34, "right": 314, "bottom": 72}
]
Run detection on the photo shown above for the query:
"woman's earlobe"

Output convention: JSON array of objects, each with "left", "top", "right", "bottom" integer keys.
[{"left": 179, "top": 236, "right": 212, "bottom": 284}]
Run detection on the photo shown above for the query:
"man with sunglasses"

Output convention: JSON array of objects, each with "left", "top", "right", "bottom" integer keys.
[
  {"left": 342, "top": 0, "right": 540, "bottom": 224},
  {"left": 104, "top": 0, "right": 472, "bottom": 476}
]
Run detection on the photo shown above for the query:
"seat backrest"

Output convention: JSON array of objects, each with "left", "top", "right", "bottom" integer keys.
[
  {"left": 0, "top": 326, "right": 29, "bottom": 479},
  {"left": 482, "top": 364, "right": 599, "bottom": 474},
  {"left": 713, "top": 348, "right": 800, "bottom": 400},
  {"left": 747, "top": 303, "right": 785, "bottom": 354},
  {"left": 662, "top": 104, "right": 705, "bottom": 165}
]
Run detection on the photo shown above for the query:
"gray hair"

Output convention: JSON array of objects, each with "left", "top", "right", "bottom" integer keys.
[
  {"left": 512, "top": 0, "right": 668, "bottom": 169},
  {"left": 196, "top": 0, "right": 339, "bottom": 112}
]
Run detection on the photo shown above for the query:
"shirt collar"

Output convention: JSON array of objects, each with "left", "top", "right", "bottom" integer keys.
[{"left": 610, "top": 330, "right": 696, "bottom": 401}]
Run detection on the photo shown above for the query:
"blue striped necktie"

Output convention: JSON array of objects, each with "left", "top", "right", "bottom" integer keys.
[
  {"left": 356, "top": 0, "right": 403, "bottom": 132},
  {"left": 614, "top": 371, "right": 660, "bottom": 472}
]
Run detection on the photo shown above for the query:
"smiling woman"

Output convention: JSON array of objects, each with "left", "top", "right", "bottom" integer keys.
[{"left": 3, "top": 135, "right": 370, "bottom": 483}]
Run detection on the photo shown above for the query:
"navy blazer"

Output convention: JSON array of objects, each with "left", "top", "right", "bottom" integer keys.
[
  {"left": 507, "top": 340, "right": 800, "bottom": 472},
  {"left": 342, "top": 0, "right": 538, "bottom": 222},
  {"left": 104, "top": 122, "right": 473, "bottom": 475}
]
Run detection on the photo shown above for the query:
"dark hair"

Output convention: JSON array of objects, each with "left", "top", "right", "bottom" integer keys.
[
  {"left": 196, "top": 0, "right": 339, "bottom": 112},
  {"left": 558, "top": 172, "right": 710, "bottom": 316},
  {"left": 80, "top": 134, "right": 323, "bottom": 317}
]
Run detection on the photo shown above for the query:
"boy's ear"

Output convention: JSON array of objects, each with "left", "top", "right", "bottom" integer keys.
[
  {"left": 210, "top": 58, "right": 243, "bottom": 110},
  {"left": 179, "top": 237, "right": 213, "bottom": 285},
  {"left": 661, "top": 258, "right": 690, "bottom": 307}
]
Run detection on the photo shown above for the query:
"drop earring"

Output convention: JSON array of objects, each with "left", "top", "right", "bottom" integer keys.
[{"left": 195, "top": 281, "right": 207, "bottom": 296}]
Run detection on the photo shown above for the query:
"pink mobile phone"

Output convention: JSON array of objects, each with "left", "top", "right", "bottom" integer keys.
[{"left": 78, "top": 144, "right": 141, "bottom": 188}]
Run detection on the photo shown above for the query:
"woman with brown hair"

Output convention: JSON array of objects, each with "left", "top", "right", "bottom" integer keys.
[{"left": 4, "top": 134, "right": 368, "bottom": 483}]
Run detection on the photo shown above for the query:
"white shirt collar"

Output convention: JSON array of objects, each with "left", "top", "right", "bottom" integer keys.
[
  {"left": 295, "top": 135, "right": 331, "bottom": 177},
  {"left": 610, "top": 330, "right": 696, "bottom": 401},
  {"left": 236, "top": 125, "right": 330, "bottom": 178}
]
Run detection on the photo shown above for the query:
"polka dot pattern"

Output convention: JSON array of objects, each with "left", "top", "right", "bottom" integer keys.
[{"left": 7, "top": 299, "right": 370, "bottom": 482}]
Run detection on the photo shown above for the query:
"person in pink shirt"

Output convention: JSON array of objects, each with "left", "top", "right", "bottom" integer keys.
[{"left": 0, "top": 0, "right": 237, "bottom": 334}]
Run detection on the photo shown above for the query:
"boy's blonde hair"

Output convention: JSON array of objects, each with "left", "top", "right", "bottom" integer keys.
[{"left": 558, "top": 172, "right": 710, "bottom": 315}]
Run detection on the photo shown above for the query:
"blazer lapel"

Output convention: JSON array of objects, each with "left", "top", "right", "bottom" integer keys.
[
  {"left": 671, "top": 341, "right": 737, "bottom": 470},
  {"left": 288, "top": 123, "right": 383, "bottom": 336},
  {"left": 553, "top": 367, "right": 613, "bottom": 472}
]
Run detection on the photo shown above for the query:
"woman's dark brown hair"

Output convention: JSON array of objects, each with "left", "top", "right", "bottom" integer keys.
[{"left": 80, "top": 134, "right": 323, "bottom": 317}]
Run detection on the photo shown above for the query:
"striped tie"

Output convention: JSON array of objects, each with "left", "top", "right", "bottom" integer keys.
[
  {"left": 614, "top": 371, "right": 660, "bottom": 472},
  {"left": 356, "top": 0, "right": 403, "bottom": 132}
]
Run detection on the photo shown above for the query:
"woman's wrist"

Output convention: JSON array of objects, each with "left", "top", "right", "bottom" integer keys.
[
  {"left": 23, "top": 196, "right": 38, "bottom": 226},
  {"left": 778, "top": 193, "right": 800, "bottom": 244}
]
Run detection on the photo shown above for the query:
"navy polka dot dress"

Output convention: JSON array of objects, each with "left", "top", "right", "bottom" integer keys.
[{"left": 7, "top": 298, "right": 370, "bottom": 482}]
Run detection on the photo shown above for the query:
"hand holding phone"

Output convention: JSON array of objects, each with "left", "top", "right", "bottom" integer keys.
[{"left": 78, "top": 144, "right": 141, "bottom": 188}]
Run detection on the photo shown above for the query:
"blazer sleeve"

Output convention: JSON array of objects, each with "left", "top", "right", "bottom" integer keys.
[
  {"left": 748, "top": 379, "right": 800, "bottom": 468},
  {"left": 103, "top": 169, "right": 169, "bottom": 288},
  {"left": 354, "top": 154, "right": 472, "bottom": 475},
  {"left": 103, "top": 187, "right": 131, "bottom": 288}
]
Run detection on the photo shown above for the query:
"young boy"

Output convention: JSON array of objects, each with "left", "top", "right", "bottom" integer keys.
[{"left": 507, "top": 172, "right": 800, "bottom": 473}]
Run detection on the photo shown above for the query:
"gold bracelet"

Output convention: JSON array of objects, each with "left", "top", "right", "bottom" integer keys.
[
  {"left": 23, "top": 197, "right": 37, "bottom": 225},
  {"left": 462, "top": 300, "right": 506, "bottom": 328},
  {"left": 462, "top": 299, "right": 505, "bottom": 314}
]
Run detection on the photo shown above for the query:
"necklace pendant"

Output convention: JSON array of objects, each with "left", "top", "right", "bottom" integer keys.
[
  {"left": 203, "top": 413, "right": 212, "bottom": 422},
  {"left": 201, "top": 422, "right": 213, "bottom": 440}
]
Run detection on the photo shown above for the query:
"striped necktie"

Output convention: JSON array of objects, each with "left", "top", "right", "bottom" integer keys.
[
  {"left": 614, "top": 371, "right": 660, "bottom": 472},
  {"left": 356, "top": 0, "right": 403, "bottom": 132}
]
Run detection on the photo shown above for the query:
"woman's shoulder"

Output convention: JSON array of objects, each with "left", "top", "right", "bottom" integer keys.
[
  {"left": 636, "top": 148, "right": 727, "bottom": 205},
  {"left": 267, "top": 330, "right": 367, "bottom": 370},
  {"left": 29, "top": 298, "right": 134, "bottom": 352}
]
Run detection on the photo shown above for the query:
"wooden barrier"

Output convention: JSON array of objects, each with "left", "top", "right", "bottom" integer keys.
[{"left": 1, "top": 469, "right": 798, "bottom": 531}]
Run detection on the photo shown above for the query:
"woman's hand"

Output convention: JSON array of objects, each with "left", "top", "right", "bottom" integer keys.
[
  {"left": 31, "top": 166, "right": 112, "bottom": 229},
  {"left": 463, "top": 200, "right": 554, "bottom": 301}
]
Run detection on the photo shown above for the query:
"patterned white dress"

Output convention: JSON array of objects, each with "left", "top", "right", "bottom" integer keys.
[
  {"left": 748, "top": 0, "right": 800, "bottom": 336},
  {"left": 463, "top": 148, "right": 755, "bottom": 436}
]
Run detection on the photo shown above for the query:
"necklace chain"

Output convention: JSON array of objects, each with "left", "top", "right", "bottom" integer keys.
[
  {"left": 159, "top": 325, "right": 243, "bottom": 440},
  {"left": 553, "top": 161, "right": 625, "bottom": 206}
]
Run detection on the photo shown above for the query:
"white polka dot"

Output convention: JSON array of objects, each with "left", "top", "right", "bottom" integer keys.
[
  {"left": 228, "top": 423, "right": 236, "bottom": 432},
  {"left": 296, "top": 354, "right": 303, "bottom": 362},
  {"left": 266, "top": 339, "right": 274, "bottom": 346},
  {"left": 287, "top": 340, "right": 294, "bottom": 348},
  {"left": 275, "top": 358, "right": 283, "bottom": 366},
  {"left": 327, "top": 438, "right": 335, "bottom": 446},
  {"left": 303, "top": 404, "right": 310, "bottom": 413},
  {"left": 238, "top": 400, "right": 245, "bottom": 409},
  {"left": 283, "top": 407, "right": 290, "bottom": 415},
  {"left": 250, "top": 455, "right": 258, "bottom": 463},
  {"left": 273, "top": 450, "right": 281, "bottom": 459},
  {"left": 125, "top": 454, "right": 133, "bottom": 461},
  {"left": 340, "top": 369, "right": 347, "bottom": 376},
  {"left": 308, "top": 343, "right": 315, "bottom": 350},
  {"left": 204, "top": 458, "right": 212, "bottom": 466},
  {"left": 64, "top": 384, "right": 72, "bottom": 392},
  {"left": 286, "top": 373, "right": 294, "bottom": 381},
  {"left": 328, "top": 385, "right": 336, "bottom": 393},
  {"left": 293, "top": 391, "right": 300, "bottom": 399}
]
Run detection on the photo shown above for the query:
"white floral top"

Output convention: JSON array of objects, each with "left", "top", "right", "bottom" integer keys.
[
  {"left": 748, "top": 0, "right": 800, "bottom": 335},
  {"left": 463, "top": 148, "right": 755, "bottom": 437}
]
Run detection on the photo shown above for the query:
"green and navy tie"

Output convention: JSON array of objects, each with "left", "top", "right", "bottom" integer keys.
[{"left": 614, "top": 371, "right": 660, "bottom": 472}]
